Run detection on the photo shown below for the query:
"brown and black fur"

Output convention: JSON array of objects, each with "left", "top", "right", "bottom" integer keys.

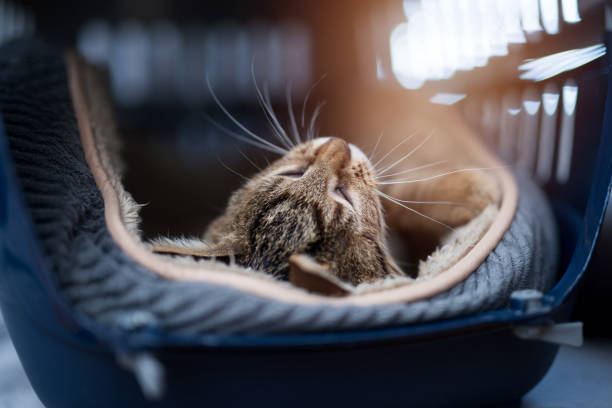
[{"left": 154, "top": 137, "right": 404, "bottom": 285}]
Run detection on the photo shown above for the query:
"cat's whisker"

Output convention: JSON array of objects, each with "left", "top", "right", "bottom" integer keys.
[
  {"left": 375, "top": 190, "right": 480, "bottom": 212},
  {"left": 250, "top": 64, "right": 294, "bottom": 150},
  {"left": 205, "top": 114, "right": 288, "bottom": 155},
  {"left": 377, "top": 132, "right": 434, "bottom": 176},
  {"left": 372, "top": 131, "right": 418, "bottom": 171},
  {"left": 206, "top": 75, "right": 288, "bottom": 155},
  {"left": 368, "top": 132, "right": 384, "bottom": 163},
  {"left": 286, "top": 84, "right": 302, "bottom": 145},
  {"left": 377, "top": 191, "right": 455, "bottom": 231},
  {"left": 237, "top": 149, "right": 263, "bottom": 172},
  {"left": 301, "top": 73, "right": 327, "bottom": 128},
  {"left": 377, "top": 167, "right": 501, "bottom": 185},
  {"left": 376, "top": 160, "right": 448, "bottom": 180},
  {"left": 263, "top": 84, "right": 295, "bottom": 149},
  {"left": 307, "top": 100, "right": 327, "bottom": 141},
  {"left": 216, "top": 157, "right": 250, "bottom": 181}
]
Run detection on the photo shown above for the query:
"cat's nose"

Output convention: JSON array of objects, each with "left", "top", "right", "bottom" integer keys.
[{"left": 315, "top": 137, "right": 351, "bottom": 171}]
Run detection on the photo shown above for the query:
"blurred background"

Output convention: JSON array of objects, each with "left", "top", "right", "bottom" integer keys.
[
  {"left": 0, "top": 0, "right": 611, "bottom": 406},
  {"left": 0, "top": 0, "right": 605, "bottom": 233}
]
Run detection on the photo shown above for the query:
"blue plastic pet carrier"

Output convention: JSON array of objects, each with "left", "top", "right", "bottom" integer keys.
[{"left": 0, "top": 6, "right": 611, "bottom": 408}]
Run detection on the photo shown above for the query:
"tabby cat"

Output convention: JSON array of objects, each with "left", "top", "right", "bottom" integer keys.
[{"left": 151, "top": 83, "right": 499, "bottom": 287}]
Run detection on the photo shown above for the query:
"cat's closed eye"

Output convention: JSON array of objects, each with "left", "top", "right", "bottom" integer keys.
[
  {"left": 333, "top": 183, "right": 353, "bottom": 207},
  {"left": 278, "top": 168, "right": 307, "bottom": 178}
]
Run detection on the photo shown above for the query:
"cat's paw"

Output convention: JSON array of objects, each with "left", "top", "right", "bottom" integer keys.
[
  {"left": 433, "top": 169, "right": 501, "bottom": 225},
  {"left": 289, "top": 254, "right": 352, "bottom": 296},
  {"left": 384, "top": 169, "right": 501, "bottom": 232}
]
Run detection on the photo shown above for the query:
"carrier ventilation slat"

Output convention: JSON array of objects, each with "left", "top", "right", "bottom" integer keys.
[{"left": 478, "top": 78, "right": 581, "bottom": 186}]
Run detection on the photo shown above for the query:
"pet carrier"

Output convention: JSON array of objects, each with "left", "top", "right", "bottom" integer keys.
[{"left": 0, "top": 2, "right": 610, "bottom": 407}]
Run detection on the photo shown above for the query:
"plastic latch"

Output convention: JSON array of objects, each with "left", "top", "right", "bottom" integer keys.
[
  {"left": 118, "top": 352, "right": 166, "bottom": 400},
  {"left": 509, "top": 289, "right": 547, "bottom": 313},
  {"left": 513, "top": 322, "right": 584, "bottom": 347}
]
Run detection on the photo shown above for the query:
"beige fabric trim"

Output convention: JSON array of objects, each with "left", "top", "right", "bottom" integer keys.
[{"left": 67, "top": 54, "right": 519, "bottom": 307}]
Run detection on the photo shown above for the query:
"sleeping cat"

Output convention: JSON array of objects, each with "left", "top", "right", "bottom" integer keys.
[
  {"left": 152, "top": 134, "right": 500, "bottom": 287},
  {"left": 151, "top": 79, "right": 500, "bottom": 288},
  {"left": 153, "top": 136, "right": 404, "bottom": 285}
]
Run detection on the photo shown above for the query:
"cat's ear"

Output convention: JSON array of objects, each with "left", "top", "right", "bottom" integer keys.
[
  {"left": 289, "top": 254, "right": 352, "bottom": 297},
  {"left": 150, "top": 237, "right": 244, "bottom": 259}
]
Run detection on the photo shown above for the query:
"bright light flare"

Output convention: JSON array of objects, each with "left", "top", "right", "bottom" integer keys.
[
  {"left": 403, "top": 0, "right": 420, "bottom": 19},
  {"left": 562, "top": 83, "right": 578, "bottom": 116},
  {"left": 557, "top": 80, "right": 578, "bottom": 183},
  {"left": 390, "top": 0, "right": 587, "bottom": 89},
  {"left": 499, "top": 0, "right": 527, "bottom": 44},
  {"left": 537, "top": 84, "right": 560, "bottom": 183},
  {"left": 523, "top": 100, "right": 541, "bottom": 115},
  {"left": 561, "top": 0, "right": 581, "bottom": 24},
  {"left": 390, "top": 22, "right": 425, "bottom": 89},
  {"left": 391, "top": 0, "right": 531, "bottom": 89},
  {"left": 429, "top": 93, "right": 467, "bottom": 105},
  {"left": 519, "top": 43, "right": 606, "bottom": 82},
  {"left": 542, "top": 90, "right": 560, "bottom": 115},
  {"left": 517, "top": 88, "right": 541, "bottom": 173},
  {"left": 520, "top": 0, "right": 542, "bottom": 32},
  {"left": 540, "top": 0, "right": 560, "bottom": 35}
]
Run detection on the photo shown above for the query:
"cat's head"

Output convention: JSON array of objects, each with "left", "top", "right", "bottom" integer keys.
[{"left": 203, "top": 136, "right": 403, "bottom": 287}]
